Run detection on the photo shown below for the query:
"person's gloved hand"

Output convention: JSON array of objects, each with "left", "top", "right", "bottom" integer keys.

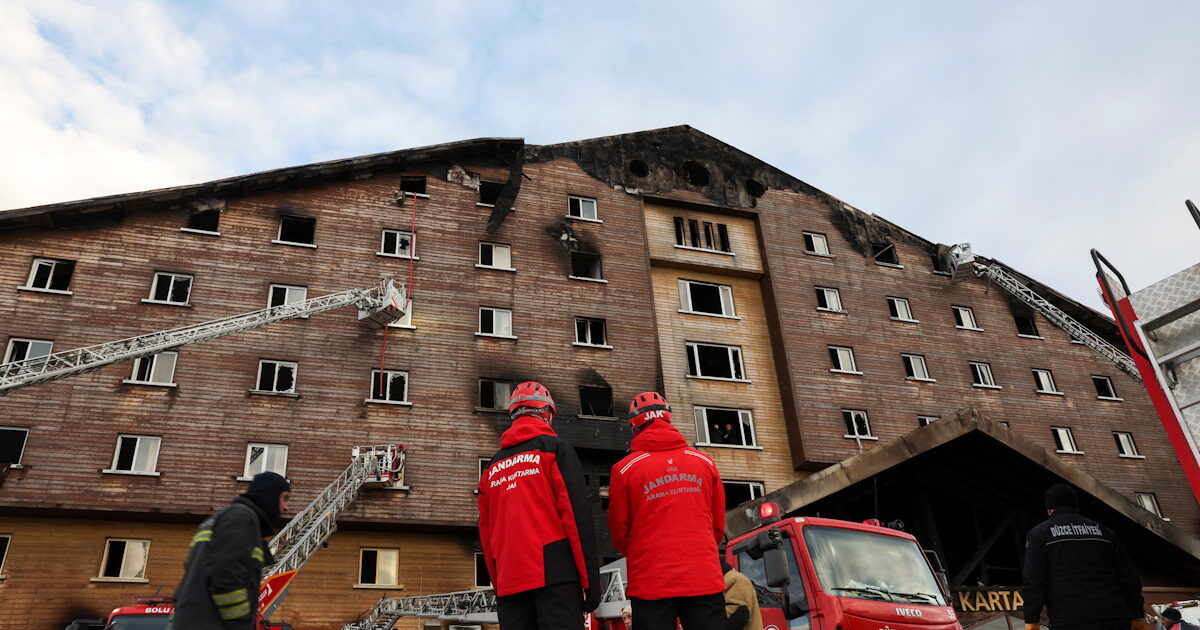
[
  {"left": 1025, "top": 624, "right": 1040, "bottom": 630},
  {"left": 583, "top": 585, "right": 601, "bottom": 613},
  {"left": 1132, "top": 620, "right": 1153, "bottom": 630}
]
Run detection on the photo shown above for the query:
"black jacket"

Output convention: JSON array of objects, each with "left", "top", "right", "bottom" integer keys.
[
  {"left": 169, "top": 497, "right": 274, "bottom": 630},
  {"left": 1021, "top": 509, "right": 1142, "bottom": 626}
]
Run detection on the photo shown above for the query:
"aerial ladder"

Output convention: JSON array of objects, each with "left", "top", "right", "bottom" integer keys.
[
  {"left": 342, "top": 563, "right": 630, "bottom": 630},
  {"left": 0, "top": 277, "right": 406, "bottom": 394},
  {"left": 1091, "top": 200, "right": 1200, "bottom": 503},
  {"left": 948, "top": 244, "right": 1140, "bottom": 379},
  {"left": 258, "top": 444, "right": 409, "bottom": 619}
]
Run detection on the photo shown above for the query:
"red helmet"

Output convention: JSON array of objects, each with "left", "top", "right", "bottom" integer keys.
[
  {"left": 509, "top": 381, "right": 556, "bottom": 418},
  {"left": 629, "top": 391, "right": 671, "bottom": 430}
]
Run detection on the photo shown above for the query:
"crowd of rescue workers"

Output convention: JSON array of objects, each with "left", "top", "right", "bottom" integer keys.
[{"left": 161, "top": 382, "right": 1195, "bottom": 630}]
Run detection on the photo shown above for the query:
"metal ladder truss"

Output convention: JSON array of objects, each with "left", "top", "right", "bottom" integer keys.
[
  {"left": 343, "top": 564, "right": 627, "bottom": 630},
  {"left": 0, "top": 279, "right": 407, "bottom": 395},
  {"left": 264, "top": 445, "right": 406, "bottom": 579},
  {"left": 949, "top": 244, "right": 1140, "bottom": 380}
]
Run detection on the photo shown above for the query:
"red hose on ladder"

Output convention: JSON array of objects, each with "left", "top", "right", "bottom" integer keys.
[{"left": 379, "top": 188, "right": 419, "bottom": 396}]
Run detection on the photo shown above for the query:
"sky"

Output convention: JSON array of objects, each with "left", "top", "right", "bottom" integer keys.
[{"left": 2, "top": 1, "right": 1198, "bottom": 309}]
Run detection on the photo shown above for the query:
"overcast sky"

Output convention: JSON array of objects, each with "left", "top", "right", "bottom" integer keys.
[{"left": 3, "top": 1, "right": 1198, "bottom": 309}]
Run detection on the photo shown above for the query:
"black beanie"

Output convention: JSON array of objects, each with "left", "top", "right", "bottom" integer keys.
[
  {"left": 1045, "top": 483, "right": 1078, "bottom": 510},
  {"left": 244, "top": 471, "right": 290, "bottom": 522},
  {"left": 1163, "top": 608, "right": 1182, "bottom": 622}
]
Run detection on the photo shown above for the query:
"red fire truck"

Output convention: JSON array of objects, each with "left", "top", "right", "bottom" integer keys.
[{"left": 100, "top": 596, "right": 294, "bottom": 630}]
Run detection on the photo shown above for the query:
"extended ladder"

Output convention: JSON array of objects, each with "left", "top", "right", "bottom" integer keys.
[
  {"left": 343, "top": 564, "right": 629, "bottom": 630},
  {"left": 0, "top": 279, "right": 407, "bottom": 395},
  {"left": 949, "top": 244, "right": 1140, "bottom": 380},
  {"left": 259, "top": 445, "right": 407, "bottom": 618}
]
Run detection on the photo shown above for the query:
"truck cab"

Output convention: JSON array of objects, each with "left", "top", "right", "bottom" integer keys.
[{"left": 727, "top": 506, "right": 962, "bottom": 630}]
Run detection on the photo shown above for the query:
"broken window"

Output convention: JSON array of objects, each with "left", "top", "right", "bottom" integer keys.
[
  {"left": 478, "top": 242, "right": 512, "bottom": 269},
  {"left": 1051, "top": 427, "right": 1080, "bottom": 453},
  {"left": 128, "top": 352, "right": 178, "bottom": 386},
  {"left": 902, "top": 354, "right": 931, "bottom": 380},
  {"left": 969, "top": 361, "right": 997, "bottom": 388},
  {"left": 579, "top": 385, "right": 614, "bottom": 417},
  {"left": 400, "top": 175, "right": 427, "bottom": 196},
  {"left": 953, "top": 306, "right": 980, "bottom": 330},
  {"left": 277, "top": 216, "right": 315, "bottom": 245},
  {"left": 568, "top": 196, "right": 598, "bottom": 221},
  {"left": 478, "top": 307, "right": 514, "bottom": 337},
  {"left": 574, "top": 317, "right": 608, "bottom": 346},
  {"left": 1136, "top": 492, "right": 1164, "bottom": 518},
  {"left": 4, "top": 338, "right": 53, "bottom": 366},
  {"left": 107, "top": 435, "right": 161, "bottom": 474},
  {"left": 679, "top": 280, "right": 735, "bottom": 317},
  {"left": 359, "top": 548, "right": 400, "bottom": 586},
  {"left": 674, "top": 217, "right": 732, "bottom": 253},
  {"left": 1113, "top": 432, "right": 1141, "bottom": 458},
  {"left": 1032, "top": 368, "right": 1059, "bottom": 394},
  {"left": 0, "top": 426, "right": 29, "bottom": 466},
  {"left": 872, "top": 243, "right": 900, "bottom": 265},
  {"left": 802, "top": 232, "right": 830, "bottom": 256},
  {"left": 380, "top": 229, "right": 415, "bottom": 258},
  {"left": 1092, "top": 375, "right": 1119, "bottom": 400},
  {"left": 815, "top": 287, "right": 843, "bottom": 312},
  {"left": 918, "top": 415, "right": 939, "bottom": 427},
  {"left": 673, "top": 217, "right": 686, "bottom": 246},
  {"left": 186, "top": 209, "right": 221, "bottom": 233},
  {"left": 689, "top": 220, "right": 702, "bottom": 247},
  {"left": 0, "top": 535, "right": 8, "bottom": 576},
  {"left": 388, "top": 298, "right": 413, "bottom": 328},
  {"left": 686, "top": 342, "right": 745, "bottom": 380},
  {"left": 569, "top": 252, "right": 603, "bottom": 280},
  {"left": 369, "top": 369, "right": 408, "bottom": 403},
  {"left": 717, "top": 224, "right": 731, "bottom": 252},
  {"left": 475, "top": 553, "right": 491, "bottom": 589},
  {"left": 842, "top": 409, "right": 872, "bottom": 438},
  {"left": 887, "top": 297, "right": 915, "bottom": 321},
  {"left": 25, "top": 258, "right": 75, "bottom": 292},
  {"left": 479, "top": 181, "right": 503, "bottom": 206},
  {"left": 683, "top": 161, "right": 710, "bottom": 186},
  {"left": 256, "top": 360, "right": 297, "bottom": 393},
  {"left": 478, "top": 379, "right": 513, "bottom": 410},
  {"left": 148, "top": 272, "right": 193, "bottom": 305},
  {"left": 828, "top": 346, "right": 858, "bottom": 373},
  {"left": 722, "top": 480, "right": 764, "bottom": 511},
  {"left": 695, "top": 407, "right": 756, "bottom": 447},
  {"left": 244, "top": 443, "right": 288, "bottom": 477},
  {"left": 98, "top": 539, "right": 150, "bottom": 580},
  {"left": 1014, "top": 314, "right": 1041, "bottom": 337},
  {"left": 629, "top": 160, "right": 650, "bottom": 177}
]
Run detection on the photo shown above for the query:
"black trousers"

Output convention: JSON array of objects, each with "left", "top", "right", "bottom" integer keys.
[
  {"left": 496, "top": 581, "right": 584, "bottom": 630},
  {"left": 1051, "top": 620, "right": 1130, "bottom": 630},
  {"left": 631, "top": 594, "right": 725, "bottom": 630}
]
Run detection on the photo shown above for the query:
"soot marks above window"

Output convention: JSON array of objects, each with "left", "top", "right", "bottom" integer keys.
[
  {"left": 400, "top": 176, "right": 427, "bottom": 195},
  {"left": 479, "top": 181, "right": 503, "bottom": 206}
]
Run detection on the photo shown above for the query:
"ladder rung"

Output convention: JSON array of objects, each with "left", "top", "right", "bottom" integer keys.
[
  {"left": 1157, "top": 340, "right": 1200, "bottom": 367},
  {"left": 1142, "top": 297, "right": 1200, "bottom": 334}
]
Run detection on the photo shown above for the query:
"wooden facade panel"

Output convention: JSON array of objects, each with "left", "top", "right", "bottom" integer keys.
[{"left": 643, "top": 203, "right": 762, "bottom": 274}]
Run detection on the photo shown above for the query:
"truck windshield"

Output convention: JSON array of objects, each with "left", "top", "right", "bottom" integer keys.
[
  {"left": 803, "top": 526, "right": 946, "bottom": 606},
  {"left": 106, "top": 614, "right": 171, "bottom": 630}
]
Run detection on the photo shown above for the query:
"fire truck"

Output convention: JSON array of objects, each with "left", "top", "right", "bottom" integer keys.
[{"left": 346, "top": 502, "right": 963, "bottom": 630}]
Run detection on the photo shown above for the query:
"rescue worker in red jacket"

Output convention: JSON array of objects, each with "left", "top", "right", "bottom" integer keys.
[
  {"left": 608, "top": 392, "right": 727, "bottom": 630},
  {"left": 478, "top": 381, "right": 601, "bottom": 630}
]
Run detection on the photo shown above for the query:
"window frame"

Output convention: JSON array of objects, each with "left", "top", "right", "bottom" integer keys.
[
  {"left": 267, "top": 284, "right": 308, "bottom": 313},
  {"left": 476, "top": 307, "right": 516, "bottom": 339},
  {"left": 568, "top": 251, "right": 605, "bottom": 282},
  {"left": 918, "top": 415, "right": 940, "bottom": 427},
  {"left": 477, "top": 379, "right": 514, "bottom": 412},
  {"left": 0, "top": 533, "right": 9, "bottom": 577},
  {"left": 678, "top": 279, "right": 738, "bottom": 318},
  {"left": 241, "top": 443, "right": 288, "bottom": 480},
  {"left": 1135, "top": 492, "right": 1165, "bottom": 519},
  {"left": 474, "top": 552, "right": 491, "bottom": 589},
  {"left": 1014, "top": 313, "right": 1042, "bottom": 339},
  {"left": 694, "top": 406, "right": 759, "bottom": 449},
  {"left": 183, "top": 208, "right": 222, "bottom": 235},
  {"left": 22, "top": 257, "right": 75, "bottom": 294},
  {"left": 1092, "top": 375, "right": 1122, "bottom": 401},
  {"left": 1032, "top": 368, "right": 1062, "bottom": 395},
  {"left": 387, "top": 297, "right": 414, "bottom": 329},
  {"left": 273, "top": 215, "right": 317, "bottom": 248},
  {"left": 95, "top": 538, "right": 151, "bottom": 582},
  {"left": 685, "top": 342, "right": 748, "bottom": 382},
  {"left": 827, "top": 345, "right": 861, "bottom": 375},
  {"left": 4, "top": 337, "right": 54, "bottom": 365},
  {"left": 802, "top": 231, "right": 831, "bottom": 256},
  {"left": 357, "top": 548, "right": 401, "bottom": 587},
  {"left": 953, "top": 305, "right": 982, "bottom": 331},
  {"left": 378, "top": 229, "right": 417, "bottom": 259},
  {"left": 722, "top": 480, "right": 766, "bottom": 511},
  {"left": 578, "top": 385, "right": 616, "bottom": 419},
  {"left": 477, "top": 241, "right": 514, "bottom": 271},
  {"left": 674, "top": 217, "right": 734, "bottom": 254},
  {"left": 567, "top": 195, "right": 600, "bottom": 222},
  {"left": 144, "top": 272, "right": 194, "bottom": 306},
  {"left": 887, "top": 296, "right": 917, "bottom": 322},
  {"left": 1051, "top": 426, "right": 1083, "bottom": 454},
  {"left": 1113, "top": 431, "right": 1144, "bottom": 459},
  {"left": 815, "top": 286, "right": 844, "bottom": 313},
  {"left": 0, "top": 426, "right": 30, "bottom": 467},
  {"left": 969, "top": 361, "right": 999, "bottom": 389},
  {"left": 254, "top": 359, "right": 299, "bottom": 395},
  {"left": 841, "top": 409, "right": 876, "bottom": 440},
  {"left": 573, "top": 317, "right": 611, "bottom": 349},
  {"left": 367, "top": 369, "right": 410, "bottom": 405},
  {"left": 124, "top": 351, "right": 179, "bottom": 387},
  {"left": 104, "top": 434, "right": 162, "bottom": 476},
  {"left": 902, "top": 354, "right": 934, "bottom": 381}
]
